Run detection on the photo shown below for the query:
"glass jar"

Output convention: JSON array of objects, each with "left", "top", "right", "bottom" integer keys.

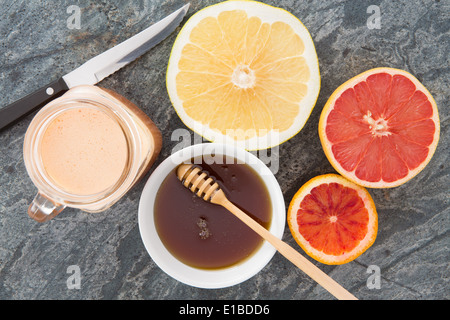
[{"left": 23, "top": 85, "right": 162, "bottom": 222}]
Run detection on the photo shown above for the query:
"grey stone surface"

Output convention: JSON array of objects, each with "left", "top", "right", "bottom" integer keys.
[{"left": 0, "top": 0, "right": 448, "bottom": 300}]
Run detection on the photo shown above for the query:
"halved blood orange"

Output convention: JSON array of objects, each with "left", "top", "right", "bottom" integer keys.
[
  {"left": 288, "top": 174, "right": 377, "bottom": 265},
  {"left": 319, "top": 68, "right": 440, "bottom": 188}
]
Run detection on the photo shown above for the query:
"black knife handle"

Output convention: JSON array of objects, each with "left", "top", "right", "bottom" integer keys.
[{"left": 0, "top": 77, "right": 69, "bottom": 131}]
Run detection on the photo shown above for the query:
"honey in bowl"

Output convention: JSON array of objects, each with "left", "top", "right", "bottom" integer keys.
[{"left": 154, "top": 155, "right": 272, "bottom": 270}]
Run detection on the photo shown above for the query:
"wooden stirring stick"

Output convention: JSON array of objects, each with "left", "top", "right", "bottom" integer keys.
[{"left": 177, "top": 164, "right": 358, "bottom": 300}]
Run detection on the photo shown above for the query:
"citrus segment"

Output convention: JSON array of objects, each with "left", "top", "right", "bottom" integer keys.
[
  {"left": 288, "top": 174, "right": 377, "bottom": 265},
  {"left": 167, "top": 0, "right": 320, "bottom": 150},
  {"left": 319, "top": 68, "right": 440, "bottom": 188}
]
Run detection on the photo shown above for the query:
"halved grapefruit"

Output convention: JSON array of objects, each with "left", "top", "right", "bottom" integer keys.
[
  {"left": 166, "top": 0, "right": 320, "bottom": 150},
  {"left": 319, "top": 68, "right": 440, "bottom": 188},
  {"left": 288, "top": 174, "right": 377, "bottom": 265}
]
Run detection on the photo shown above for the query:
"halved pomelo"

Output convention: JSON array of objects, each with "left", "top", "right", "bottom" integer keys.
[
  {"left": 288, "top": 174, "right": 377, "bottom": 265},
  {"left": 166, "top": 0, "right": 320, "bottom": 150},
  {"left": 319, "top": 68, "right": 440, "bottom": 188}
]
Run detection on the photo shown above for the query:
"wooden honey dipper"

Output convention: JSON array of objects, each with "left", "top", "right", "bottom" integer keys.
[{"left": 177, "top": 163, "right": 357, "bottom": 300}]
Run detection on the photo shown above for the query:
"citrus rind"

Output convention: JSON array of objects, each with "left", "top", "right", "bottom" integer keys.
[
  {"left": 287, "top": 174, "right": 378, "bottom": 265},
  {"left": 318, "top": 67, "right": 440, "bottom": 188},
  {"left": 166, "top": 0, "right": 320, "bottom": 151}
]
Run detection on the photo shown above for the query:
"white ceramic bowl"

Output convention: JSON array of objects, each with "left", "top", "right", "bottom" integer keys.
[{"left": 138, "top": 143, "right": 285, "bottom": 289}]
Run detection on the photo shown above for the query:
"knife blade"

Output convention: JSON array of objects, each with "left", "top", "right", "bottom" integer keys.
[{"left": 0, "top": 3, "right": 190, "bottom": 131}]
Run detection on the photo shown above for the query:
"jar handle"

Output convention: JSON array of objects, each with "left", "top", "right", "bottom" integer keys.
[{"left": 28, "top": 192, "right": 65, "bottom": 222}]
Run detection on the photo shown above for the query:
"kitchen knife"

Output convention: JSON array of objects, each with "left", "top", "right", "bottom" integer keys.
[{"left": 0, "top": 3, "right": 190, "bottom": 131}]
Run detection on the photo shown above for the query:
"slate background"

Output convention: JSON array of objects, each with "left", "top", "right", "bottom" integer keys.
[{"left": 0, "top": 0, "right": 448, "bottom": 300}]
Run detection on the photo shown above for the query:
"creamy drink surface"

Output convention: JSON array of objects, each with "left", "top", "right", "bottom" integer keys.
[{"left": 40, "top": 107, "right": 128, "bottom": 195}]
